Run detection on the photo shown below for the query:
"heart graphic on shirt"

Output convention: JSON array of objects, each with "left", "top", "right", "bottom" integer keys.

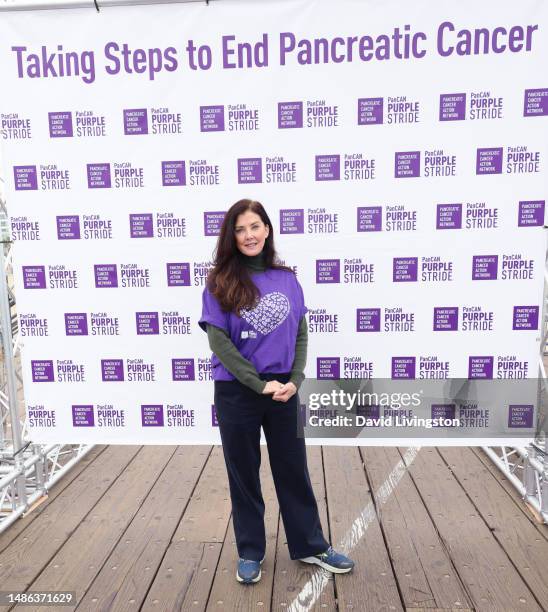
[{"left": 240, "top": 291, "right": 290, "bottom": 335}]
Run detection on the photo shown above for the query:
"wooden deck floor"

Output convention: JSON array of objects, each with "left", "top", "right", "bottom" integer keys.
[{"left": 0, "top": 445, "right": 547, "bottom": 612}]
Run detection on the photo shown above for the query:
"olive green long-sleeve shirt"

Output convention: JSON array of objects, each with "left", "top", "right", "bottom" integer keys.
[{"left": 205, "top": 253, "right": 307, "bottom": 393}]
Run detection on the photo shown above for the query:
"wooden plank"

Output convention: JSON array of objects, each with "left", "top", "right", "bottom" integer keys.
[
  {"left": 0, "top": 445, "right": 107, "bottom": 555},
  {"left": 11, "top": 445, "right": 176, "bottom": 612},
  {"left": 361, "top": 447, "right": 472, "bottom": 610},
  {"left": 271, "top": 446, "right": 337, "bottom": 611},
  {"left": 400, "top": 447, "right": 543, "bottom": 612},
  {"left": 143, "top": 445, "right": 232, "bottom": 611},
  {"left": 323, "top": 446, "right": 403, "bottom": 612},
  {"left": 0, "top": 445, "right": 141, "bottom": 600},
  {"left": 438, "top": 447, "right": 548, "bottom": 609},
  {"left": 471, "top": 447, "right": 548, "bottom": 541},
  {"left": 205, "top": 445, "right": 279, "bottom": 611},
  {"left": 75, "top": 445, "right": 211, "bottom": 611}
]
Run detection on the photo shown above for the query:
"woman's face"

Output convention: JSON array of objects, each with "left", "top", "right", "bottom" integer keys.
[{"left": 234, "top": 210, "right": 270, "bottom": 257}]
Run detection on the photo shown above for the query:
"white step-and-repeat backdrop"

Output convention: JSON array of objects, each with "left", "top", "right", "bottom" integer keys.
[{"left": 0, "top": 0, "right": 546, "bottom": 444}]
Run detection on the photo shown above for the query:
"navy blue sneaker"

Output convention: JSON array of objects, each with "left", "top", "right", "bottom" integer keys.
[
  {"left": 299, "top": 546, "right": 354, "bottom": 573},
  {"left": 236, "top": 555, "right": 265, "bottom": 584}
]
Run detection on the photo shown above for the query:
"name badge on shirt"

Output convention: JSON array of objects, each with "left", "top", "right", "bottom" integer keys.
[{"left": 241, "top": 330, "right": 258, "bottom": 339}]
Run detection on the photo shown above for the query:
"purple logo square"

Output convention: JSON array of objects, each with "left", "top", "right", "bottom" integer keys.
[
  {"left": 204, "top": 211, "right": 226, "bottom": 236},
  {"left": 315, "top": 155, "right": 340, "bottom": 181},
  {"left": 393, "top": 257, "right": 418, "bottom": 282},
  {"left": 523, "top": 88, "right": 548, "bottom": 117},
  {"left": 31, "top": 360, "right": 54, "bottom": 382},
  {"left": 101, "top": 359, "right": 124, "bottom": 381},
  {"left": 162, "top": 161, "right": 186, "bottom": 186},
  {"left": 357, "top": 206, "right": 382, "bottom": 232},
  {"left": 87, "top": 163, "right": 111, "bottom": 189},
  {"left": 64, "top": 313, "right": 88, "bottom": 336},
  {"left": 391, "top": 357, "right": 416, "bottom": 379},
  {"left": 357, "top": 308, "right": 381, "bottom": 332},
  {"left": 130, "top": 213, "right": 154, "bottom": 238},
  {"left": 317, "top": 357, "right": 341, "bottom": 379},
  {"left": 316, "top": 259, "right": 340, "bottom": 283},
  {"left": 468, "top": 356, "right": 494, "bottom": 379},
  {"left": 123, "top": 109, "right": 148, "bottom": 135},
  {"left": 512, "top": 306, "right": 539, "bottom": 330},
  {"left": 472, "top": 255, "right": 498, "bottom": 280},
  {"left": 237, "top": 158, "right": 263, "bottom": 184},
  {"left": 48, "top": 112, "right": 73, "bottom": 137},
  {"left": 395, "top": 151, "right": 421, "bottom": 178},
  {"left": 211, "top": 405, "right": 219, "bottom": 427},
  {"left": 439, "top": 93, "right": 466, "bottom": 121},
  {"left": 433, "top": 307, "right": 459, "bottom": 331},
  {"left": 476, "top": 148, "right": 503, "bottom": 175},
  {"left": 200, "top": 105, "right": 225, "bottom": 132},
  {"left": 172, "top": 358, "right": 196, "bottom": 381},
  {"left": 141, "top": 404, "right": 164, "bottom": 427},
  {"left": 167, "top": 263, "right": 191, "bottom": 287},
  {"left": 136, "top": 311, "right": 159, "bottom": 335},
  {"left": 280, "top": 209, "right": 304, "bottom": 234},
  {"left": 518, "top": 200, "right": 544, "bottom": 227},
  {"left": 22, "top": 265, "right": 46, "bottom": 289},
  {"left": 72, "top": 405, "right": 94, "bottom": 427},
  {"left": 94, "top": 264, "right": 118, "bottom": 288},
  {"left": 358, "top": 98, "right": 383, "bottom": 125},
  {"left": 14, "top": 166, "right": 38, "bottom": 191},
  {"left": 356, "top": 404, "right": 380, "bottom": 423},
  {"left": 431, "top": 404, "right": 456, "bottom": 423},
  {"left": 278, "top": 102, "right": 303, "bottom": 129},
  {"left": 436, "top": 204, "right": 462, "bottom": 229},
  {"left": 508, "top": 404, "right": 534, "bottom": 428},
  {"left": 56, "top": 215, "right": 81, "bottom": 240}
]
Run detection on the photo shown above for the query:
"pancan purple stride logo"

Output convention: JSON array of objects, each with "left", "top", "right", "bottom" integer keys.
[
  {"left": 31, "top": 360, "right": 54, "bottom": 382},
  {"left": 468, "top": 356, "right": 494, "bottom": 379},
  {"left": 524, "top": 88, "right": 548, "bottom": 117},
  {"left": 72, "top": 405, "right": 94, "bottom": 427},
  {"left": 472, "top": 255, "right": 498, "bottom": 280},
  {"left": 204, "top": 212, "right": 226, "bottom": 236},
  {"left": 315, "top": 155, "right": 340, "bottom": 181},
  {"left": 167, "top": 263, "right": 191, "bottom": 287},
  {"left": 1, "top": 113, "right": 32, "bottom": 139},
  {"left": 357, "top": 206, "right": 382, "bottom": 232},
  {"left": 439, "top": 93, "right": 466, "bottom": 121},
  {"left": 123, "top": 109, "right": 148, "bottom": 135},
  {"left": 512, "top": 306, "right": 539, "bottom": 331},
  {"left": 130, "top": 214, "right": 153, "bottom": 238},
  {"left": 306, "top": 100, "right": 338, "bottom": 127},
  {"left": 358, "top": 98, "right": 383, "bottom": 125},
  {"left": 436, "top": 204, "right": 462, "bottom": 229},
  {"left": 238, "top": 158, "right": 262, "bottom": 183},
  {"left": 94, "top": 264, "right": 118, "bottom": 288},
  {"left": 48, "top": 112, "right": 73, "bottom": 137},
  {"left": 64, "top": 313, "right": 88, "bottom": 336},
  {"left": 469, "top": 91, "right": 503, "bottom": 120},
  {"left": 393, "top": 257, "right": 418, "bottom": 282},
  {"left": 136, "top": 312, "right": 160, "bottom": 335},
  {"left": 317, "top": 357, "right": 340, "bottom": 379},
  {"left": 280, "top": 209, "right": 304, "bottom": 234},
  {"left": 172, "top": 358, "right": 195, "bottom": 381},
  {"left": 433, "top": 307, "right": 459, "bottom": 331},
  {"left": 142, "top": 405, "right": 164, "bottom": 427},
  {"left": 278, "top": 102, "right": 303, "bottom": 128},
  {"left": 508, "top": 405, "right": 534, "bottom": 428},
  {"left": 392, "top": 357, "right": 416, "bottom": 379},
  {"left": 75, "top": 111, "right": 106, "bottom": 137},
  {"left": 22, "top": 265, "right": 46, "bottom": 289},
  {"left": 357, "top": 308, "right": 381, "bottom": 332},
  {"left": 200, "top": 105, "right": 225, "bottom": 131},
  {"left": 56, "top": 216, "right": 81, "bottom": 240},
  {"left": 518, "top": 200, "right": 545, "bottom": 227},
  {"left": 395, "top": 152, "right": 420, "bottom": 178},
  {"left": 228, "top": 104, "right": 259, "bottom": 131},
  {"left": 162, "top": 161, "right": 186, "bottom": 187},
  {"left": 151, "top": 108, "right": 182, "bottom": 134},
  {"left": 14, "top": 166, "right": 37, "bottom": 191},
  {"left": 476, "top": 148, "right": 503, "bottom": 174},
  {"left": 387, "top": 96, "right": 420, "bottom": 123},
  {"left": 87, "top": 163, "right": 111, "bottom": 188},
  {"left": 316, "top": 260, "right": 340, "bottom": 283}
]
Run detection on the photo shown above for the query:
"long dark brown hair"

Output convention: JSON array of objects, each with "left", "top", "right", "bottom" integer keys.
[{"left": 207, "top": 199, "right": 293, "bottom": 313}]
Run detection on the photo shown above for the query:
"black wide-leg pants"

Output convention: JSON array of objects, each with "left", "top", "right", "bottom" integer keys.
[{"left": 214, "top": 373, "right": 329, "bottom": 561}]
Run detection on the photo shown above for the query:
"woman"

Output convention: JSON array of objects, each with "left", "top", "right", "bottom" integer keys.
[{"left": 199, "top": 199, "right": 354, "bottom": 584}]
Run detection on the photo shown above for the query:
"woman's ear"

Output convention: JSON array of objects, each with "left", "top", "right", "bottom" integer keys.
[{"left": 265, "top": 224, "right": 270, "bottom": 237}]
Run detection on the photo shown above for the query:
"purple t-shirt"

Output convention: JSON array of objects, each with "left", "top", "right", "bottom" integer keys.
[{"left": 199, "top": 269, "right": 307, "bottom": 380}]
